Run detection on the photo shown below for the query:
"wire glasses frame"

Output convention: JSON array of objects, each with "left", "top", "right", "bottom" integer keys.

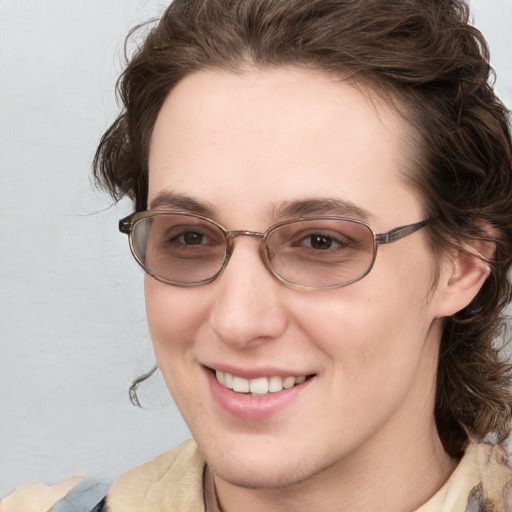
[{"left": 119, "top": 211, "right": 431, "bottom": 290}]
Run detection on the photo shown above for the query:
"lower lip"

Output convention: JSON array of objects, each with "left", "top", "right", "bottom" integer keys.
[{"left": 206, "top": 369, "right": 313, "bottom": 421}]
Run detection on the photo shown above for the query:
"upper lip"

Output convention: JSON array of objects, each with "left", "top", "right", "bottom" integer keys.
[{"left": 204, "top": 363, "right": 313, "bottom": 379}]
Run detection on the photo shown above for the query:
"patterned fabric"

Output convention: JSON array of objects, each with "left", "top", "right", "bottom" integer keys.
[{"left": 415, "top": 442, "right": 512, "bottom": 511}]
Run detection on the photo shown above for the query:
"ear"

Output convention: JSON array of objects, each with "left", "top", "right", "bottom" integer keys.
[{"left": 434, "top": 237, "right": 495, "bottom": 318}]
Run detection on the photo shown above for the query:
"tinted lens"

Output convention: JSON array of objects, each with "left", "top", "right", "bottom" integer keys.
[
  {"left": 131, "top": 214, "right": 227, "bottom": 284},
  {"left": 266, "top": 218, "right": 375, "bottom": 287}
]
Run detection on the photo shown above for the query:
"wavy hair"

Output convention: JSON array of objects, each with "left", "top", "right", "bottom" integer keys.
[{"left": 93, "top": 0, "right": 512, "bottom": 457}]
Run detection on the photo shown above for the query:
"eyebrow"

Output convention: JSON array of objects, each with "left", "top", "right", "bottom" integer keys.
[
  {"left": 149, "top": 191, "right": 375, "bottom": 223},
  {"left": 272, "top": 198, "right": 375, "bottom": 222},
  {"left": 149, "top": 191, "right": 216, "bottom": 217}
]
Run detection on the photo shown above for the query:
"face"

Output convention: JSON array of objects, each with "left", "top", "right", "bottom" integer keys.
[{"left": 145, "top": 67, "right": 448, "bottom": 489}]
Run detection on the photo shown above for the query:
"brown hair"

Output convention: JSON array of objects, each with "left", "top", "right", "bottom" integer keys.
[{"left": 93, "top": 0, "right": 512, "bottom": 457}]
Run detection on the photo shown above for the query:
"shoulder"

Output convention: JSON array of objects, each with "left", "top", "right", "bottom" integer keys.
[
  {"left": 105, "top": 439, "right": 206, "bottom": 512},
  {"left": 0, "top": 440, "right": 204, "bottom": 512}
]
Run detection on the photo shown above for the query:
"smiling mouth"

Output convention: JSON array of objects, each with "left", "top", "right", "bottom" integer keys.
[{"left": 213, "top": 369, "right": 313, "bottom": 396}]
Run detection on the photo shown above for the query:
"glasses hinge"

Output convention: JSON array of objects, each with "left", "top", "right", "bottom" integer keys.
[{"left": 119, "top": 218, "right": 132, "bottom": 234}]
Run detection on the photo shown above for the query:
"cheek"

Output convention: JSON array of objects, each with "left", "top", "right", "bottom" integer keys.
[
  {"left": 144, "top": 277, "right": 206, "bottom": 365},
  {"left": 293, "top": 268, "right": 436, "bottom": 380},
  {"left": 297, "top": 286, "right": 437, "bottom": 429},
  {"left": 144, "top": 277, "right": 215, "bottom": 423}
]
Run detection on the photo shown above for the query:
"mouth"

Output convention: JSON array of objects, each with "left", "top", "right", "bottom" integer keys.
[{"left": 213, "top": 369, "right": 313, "bottom": 397}]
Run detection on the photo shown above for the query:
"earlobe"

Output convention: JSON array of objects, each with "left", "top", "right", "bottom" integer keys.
[{"left": 435, "top": 239, "right": 495, "bottom": 318}]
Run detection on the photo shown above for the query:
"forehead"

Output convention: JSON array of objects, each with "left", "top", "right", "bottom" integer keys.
[{"left": 148, "top": 66, "right": 423, "bottom": 227}]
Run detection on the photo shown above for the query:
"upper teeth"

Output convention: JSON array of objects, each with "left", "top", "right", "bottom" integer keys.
[{"left": 215, "top": 370, "right": 307, "bottom": 395}]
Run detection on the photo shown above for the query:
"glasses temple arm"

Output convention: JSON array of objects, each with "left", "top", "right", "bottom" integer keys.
[{"left": 376, "top": 219, "right": 431, "bottom": 245}]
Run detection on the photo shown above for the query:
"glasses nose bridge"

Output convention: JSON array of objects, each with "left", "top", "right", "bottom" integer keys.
[
  {"left": 228, "top": 229, "right": 265, "bottom": 239},
  {"left": 225, "top": 229, "right": 265, "bottom": 248},
  {"left": 223, "top": 229, "right": 267, "bottom": 263}
]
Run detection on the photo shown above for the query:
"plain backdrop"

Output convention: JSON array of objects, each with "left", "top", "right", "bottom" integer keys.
[{"left": 1, "top": 0, "right": 511, "bottom": 498}]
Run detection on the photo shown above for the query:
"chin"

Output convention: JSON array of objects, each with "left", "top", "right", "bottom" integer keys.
[
  {"left": 217, "top": 463, "right": 315, "bottom": 490},
  {"left": 198, "top": 439, "right": 326, "bottom": 490}
]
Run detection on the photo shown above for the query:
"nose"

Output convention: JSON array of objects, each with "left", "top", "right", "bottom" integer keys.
[{"left": 209, "top": 237, "right": 289, "bottom": 349}]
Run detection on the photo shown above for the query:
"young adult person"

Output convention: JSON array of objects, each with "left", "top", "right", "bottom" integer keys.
[{"left": 2, "top": 0, "right": 511, "bottom": 511}]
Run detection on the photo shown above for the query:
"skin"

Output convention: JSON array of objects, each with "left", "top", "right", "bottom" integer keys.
[{"left": 145, "top": 67, "right": 486, "bottom": 512}]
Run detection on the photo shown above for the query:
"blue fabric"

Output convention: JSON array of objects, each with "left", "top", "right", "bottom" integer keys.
[{"left": 49, "top": 479, "right": 109, "bottom": 512}]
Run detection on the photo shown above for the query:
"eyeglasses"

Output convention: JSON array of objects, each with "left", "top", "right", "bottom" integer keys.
[{"left": 119, "top": 211, "right": 431, "bottom": 290}]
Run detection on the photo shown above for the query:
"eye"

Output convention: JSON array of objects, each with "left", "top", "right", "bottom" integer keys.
[
  {"left": 177, "top": 231, "right": 208, "bottom": 246},
  {"left": 295, "top": 232, "right": 351, "bottom": 251},
  {"left": 303, "top": 234, "right": 343, "bottom": 251},
  {"left": 164, "top": 221, "right": 226, "bottom": 249}
]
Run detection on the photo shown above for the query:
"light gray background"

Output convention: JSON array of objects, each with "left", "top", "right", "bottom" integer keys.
[{"left": 1, "top": 0, "right": 511, "bottom": 498}]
